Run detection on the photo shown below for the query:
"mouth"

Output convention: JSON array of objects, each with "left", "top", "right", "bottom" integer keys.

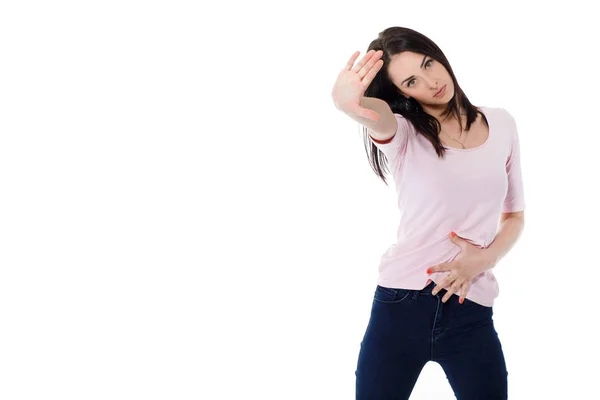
[{"left": 434, "top": 85, "right": 446, "bottom": 98}]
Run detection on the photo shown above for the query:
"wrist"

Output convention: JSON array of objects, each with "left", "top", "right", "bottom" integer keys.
[{"left": 482, "top": 249, "right": 499, "bottom": 270}]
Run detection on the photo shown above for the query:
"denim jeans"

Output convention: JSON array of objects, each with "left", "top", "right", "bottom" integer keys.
[{"left": 355, "top": 281, "right": 508, "bottom": 399}]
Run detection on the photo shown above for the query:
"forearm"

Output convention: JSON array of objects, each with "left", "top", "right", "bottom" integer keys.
[
  {"left": 482, "top": 216, "right": 525, "bottom": 270},
  {"left": 345, "top": 97, "right": 396, "bottom": 138}
]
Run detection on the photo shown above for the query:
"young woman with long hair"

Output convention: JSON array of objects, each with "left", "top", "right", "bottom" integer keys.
[{"left": 331, "top": 26, "right": 525, "bottom": 399}]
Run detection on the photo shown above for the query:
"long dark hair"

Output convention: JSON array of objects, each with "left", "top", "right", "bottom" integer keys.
[{"left": 362, "top": 26, "right": 486, "bottom": 185}]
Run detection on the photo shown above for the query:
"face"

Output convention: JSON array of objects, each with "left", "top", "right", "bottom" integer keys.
[{"left": 387, "top": 51, "right": 454, "bottom": 111}]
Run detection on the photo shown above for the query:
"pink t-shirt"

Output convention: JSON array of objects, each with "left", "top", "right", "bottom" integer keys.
[{"left": 366, "top": 106, "right": 525, "bottom": 307}]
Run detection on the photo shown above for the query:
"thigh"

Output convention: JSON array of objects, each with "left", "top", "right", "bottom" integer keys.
[
  {"left": 355, "top": 286, "right": 430, "bottom": 399},
  {"left": 435, "top": 303, "right": 508, "bottom": 399}
]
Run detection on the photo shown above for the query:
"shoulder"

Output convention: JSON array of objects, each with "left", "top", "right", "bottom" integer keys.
[
  {"left": 485, "top": 106, "right": 515, "bottom": 123},
  {"left": 480, "top": 106, "right": 517, "bottom": 132}
]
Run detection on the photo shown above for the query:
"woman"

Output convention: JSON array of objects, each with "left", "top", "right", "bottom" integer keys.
[{"left": 331, "top": 27, "right": 525, "bottom": 399}]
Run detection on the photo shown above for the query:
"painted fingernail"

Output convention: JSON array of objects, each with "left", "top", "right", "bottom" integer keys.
[
  {"left": 451, "top": 231, "right": 456, "bottom": 237},
  {"left": 459, "top": 298, "right": 464, "bottom": 304},
  {"left": 426, "top": 268, "right": 432, "bottom": 274}
]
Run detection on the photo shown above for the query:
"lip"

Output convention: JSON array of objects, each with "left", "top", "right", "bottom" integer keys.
[{"left": 434, "top": 85, "right": 446, "bottom": 98}]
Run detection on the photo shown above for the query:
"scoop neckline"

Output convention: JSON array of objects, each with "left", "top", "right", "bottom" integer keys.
[{"left": 443, "top": 107, "right": 491, "bottom": 152}]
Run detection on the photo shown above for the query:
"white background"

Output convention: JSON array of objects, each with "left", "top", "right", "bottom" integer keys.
[{"left": 1, "top": 0, "right": 598, "bottom": 398}]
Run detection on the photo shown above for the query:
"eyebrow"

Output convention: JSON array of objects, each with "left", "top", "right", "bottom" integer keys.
[{"left": 400, "top": 55, "right": 429, "bottom": 86}]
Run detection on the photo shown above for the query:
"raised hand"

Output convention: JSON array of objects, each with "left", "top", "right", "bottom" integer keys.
[{"left": 331, "top": 50, "right": 384, "bottom": 122}]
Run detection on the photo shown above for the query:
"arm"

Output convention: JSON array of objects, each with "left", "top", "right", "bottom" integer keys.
[
  {"left": 483, "top": 109, "right": 526, "bottom": 269},
  {"left": 482, "top": 211, "right": 525, "bottom": 269},
  {"left": 341, "top": 96, "right": 397, "bottom": 140}
]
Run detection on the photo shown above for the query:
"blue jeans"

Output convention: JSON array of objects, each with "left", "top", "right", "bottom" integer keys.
[{"left": 355, "top": 281, "right": 508, "bottom": 399}]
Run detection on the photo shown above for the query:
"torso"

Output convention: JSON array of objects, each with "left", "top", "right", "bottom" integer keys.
[{"left": 438, "top": 112, "right": 489, "bottom": 150}]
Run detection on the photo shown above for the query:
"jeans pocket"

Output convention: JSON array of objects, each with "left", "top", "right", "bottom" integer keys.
[{"left": 374, "top": 285, "right": 412, "bottom": 304}]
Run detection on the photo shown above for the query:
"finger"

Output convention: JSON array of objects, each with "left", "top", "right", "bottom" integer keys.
[
  {"left": 450, "top": 232, "right": 469, "bottom": 250},
  {"left": 442, "top": 280, "right": 463, "bottom": 303},
  {"left": 344, "top": 51, "right": 361, "bottom": 71},
  {"left": 351, "top": 50, "right": 377, "bottom": 73},
  {"left": 357, "top": 51, "right": 383, "bottom": 79},
  {"left": 361, "top": 59, "right": 384, "bottom": 87},
  {"left": 441, "top": 273, "right": 456, "bottom": 289},
  {"left": 459, "top": 282, "right": 471, "bottom": 304},
  {"left": 432, "top": 278, "right": 458, "bottom": 297},
  {"left": 427, "top": 262, "right": 451, "bottom": 275}
]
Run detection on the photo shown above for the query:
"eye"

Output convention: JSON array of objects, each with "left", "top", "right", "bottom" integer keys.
[{"left": 407, "top": 60, "right": 433, "bottom": 88}]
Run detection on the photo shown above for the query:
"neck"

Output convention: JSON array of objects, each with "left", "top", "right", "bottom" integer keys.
[
  {"left": 420, "top": 103, "right": 466, "bottom": 125},
  {"left": 420, "top": 103, "right": 448, "bottom": 121}
]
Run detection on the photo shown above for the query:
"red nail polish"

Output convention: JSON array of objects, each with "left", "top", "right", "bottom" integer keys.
[
  {"left": 451, "top": 231, "right": 456, "bottom": 238},
  {"left": 426, "top": 268, "right": 432, "bottom": 274},
  {"left": 459, "top": 298, "right": 464, "bottom": 304}
]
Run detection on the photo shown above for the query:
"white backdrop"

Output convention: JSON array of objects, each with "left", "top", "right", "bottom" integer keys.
[{"left": 1, "top": 0, "right": 599, "bottom": 398}]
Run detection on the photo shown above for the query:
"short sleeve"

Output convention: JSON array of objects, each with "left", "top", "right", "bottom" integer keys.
[
  {"left": 366, "top": 113, "right": 410, "bottom": 168},
  {"left": 503, "top": 110, "right": 526, "bottom": 213}
]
